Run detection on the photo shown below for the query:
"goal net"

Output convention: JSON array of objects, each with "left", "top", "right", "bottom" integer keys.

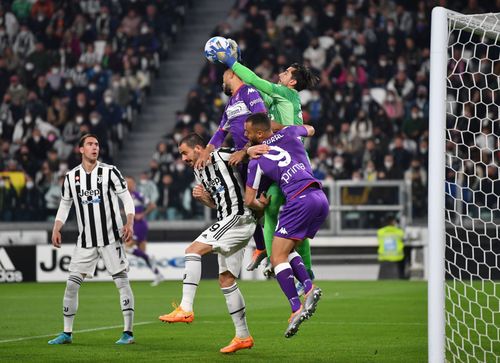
[{"left": 429, "top": 8, "right": 500, "bottom": 363}]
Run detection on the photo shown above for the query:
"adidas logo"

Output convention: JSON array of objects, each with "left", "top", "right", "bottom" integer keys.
[
  {"left": 278, "top": 227, "right": 288, "bottom": 235},
  {"left": 0, "top": 248, "right": 23, "bottom": 282}
]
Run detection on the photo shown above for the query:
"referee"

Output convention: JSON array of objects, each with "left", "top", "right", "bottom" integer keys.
[{"left": 48, "top": 134, "right": 136, "bottom": 345}]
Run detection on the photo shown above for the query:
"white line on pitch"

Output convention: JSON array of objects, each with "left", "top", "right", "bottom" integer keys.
[{"left": 0, "top": 321, "right": 155, "bottom": 344}]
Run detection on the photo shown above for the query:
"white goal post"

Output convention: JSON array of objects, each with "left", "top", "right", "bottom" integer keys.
[{"left": 429, "top": 7, "right": 500, "bottom": 363}]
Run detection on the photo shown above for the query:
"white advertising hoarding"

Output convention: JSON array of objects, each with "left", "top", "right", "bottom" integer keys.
[{"left": 36, "top": 243, "right": 188, "bottom": 282}]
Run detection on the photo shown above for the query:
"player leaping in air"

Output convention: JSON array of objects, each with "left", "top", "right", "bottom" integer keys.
[
  {"left": 211, "top": 41, "right": 318, "bottom": 287},
  {"left": 194, "top": 46, "right": 267, "bottom": 266},
  {"left": 159, "top": 133, "right": 256, "bottom": 354},
  {"left": 244, "top": 113, "right": 327, "bottom": 338}
]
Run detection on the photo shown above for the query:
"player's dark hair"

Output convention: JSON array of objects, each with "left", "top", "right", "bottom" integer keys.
[
  {"left": 178, "top": 133, "right": 206, "bottom": 148},
  {"left": 289, "top": 63, "right": 319, "bottom": 91},
  {"left": 245, "top": 112, "right": 271, "bottom": 131},
  {"left": 79, "top": 133, "right": 99, "bottom": 147}
]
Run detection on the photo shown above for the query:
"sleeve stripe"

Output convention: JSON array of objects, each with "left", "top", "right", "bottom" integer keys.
[{"left": 111, "top": 167, "right": 126, "bottom": 189}]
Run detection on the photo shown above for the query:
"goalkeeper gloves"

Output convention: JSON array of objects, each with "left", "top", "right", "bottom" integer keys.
[{"left": 210, "top": 44, "right": 237, "bottom": 68}]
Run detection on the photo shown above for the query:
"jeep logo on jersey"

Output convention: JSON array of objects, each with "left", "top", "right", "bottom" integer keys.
[
  {"left": 78, "top": 189, "right": 101, "bottom": 198},
  {"left": 0, "top": 248, "right": 23, "bottom": 282}
]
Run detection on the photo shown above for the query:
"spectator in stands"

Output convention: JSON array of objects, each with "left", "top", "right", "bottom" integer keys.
[
  {"left": 17, "top": 174, "right": 44, "bottom": 220},
  {"left": 44, "top": 174, "right": 62, "bottom": 220},
  {"left": 405, "top": 158, "right": 427, "bottom": 218},
  {"left": 0, "top": 175, "right": 17, "bottom": 221},
  {"left": 391, "top": 135, "right": 412, "bottom": 172},
  {"left": 12, "top": 111, "right": 35, "bottom": 146},
  {"left": 379, "top": 154, "right": 403, "bottom": 180},
  {"left": 11, "top": 0, "right": 32, "bottom": 23},
  {"left": 7, "top": 75, "right": 28, "bottom": 106},
  {"left": 121, "top": 9, "right": 141, "bottom": 37}
]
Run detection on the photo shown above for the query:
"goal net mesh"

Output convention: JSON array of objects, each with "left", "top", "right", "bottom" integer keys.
[{"left": 445, "top": 12, "right": 500, "bottom": 363}]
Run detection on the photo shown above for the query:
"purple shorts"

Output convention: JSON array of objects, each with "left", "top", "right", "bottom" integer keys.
[
  {"left": 274, "top": 187, "right": 329, "bottom": 241},
  {"left": 133, "top": 219, "right": 148, "bottom": 242}
]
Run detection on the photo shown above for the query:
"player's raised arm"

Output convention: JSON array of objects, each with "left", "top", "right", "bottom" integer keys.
[{"left": 302, "top": 124, "right": 315, "bottom": 137}]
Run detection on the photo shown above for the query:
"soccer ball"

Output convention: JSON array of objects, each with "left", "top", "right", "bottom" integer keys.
[{"left": 204, "top": 36, "right": 230, "bottom": 63}]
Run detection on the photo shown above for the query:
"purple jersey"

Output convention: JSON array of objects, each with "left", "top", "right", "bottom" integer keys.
[
  {"left": 247, "top": 126, "right": 320, "bottom": 200},
  {"left": 131, "top": 190, "right": 147, "bottom": 214},
  {"left": 209, "top": 84, "right": 266, "bottom": 150}
]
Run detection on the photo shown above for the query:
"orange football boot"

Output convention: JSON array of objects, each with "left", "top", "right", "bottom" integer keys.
[
  {"left": 220, "top": 336, "right": 254, "bottom": 353},
  {"left": 159, "top": 303, "right": 194, "bottom": 323}
]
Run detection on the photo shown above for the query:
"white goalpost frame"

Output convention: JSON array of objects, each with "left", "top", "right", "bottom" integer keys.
[
  {"left": 429, "top": 7, "right": 500, "bottom": 363},
  {"left": 428, "top": 6, "right": 448, "bottom": 363}
]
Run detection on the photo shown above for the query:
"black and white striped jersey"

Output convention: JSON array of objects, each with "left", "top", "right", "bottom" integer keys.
[
  {"left": 61, "top": 161, "right": 128, "bottom": 248},
  {"left": 194, "top": 148, "right": 251, "bottom": 221}
]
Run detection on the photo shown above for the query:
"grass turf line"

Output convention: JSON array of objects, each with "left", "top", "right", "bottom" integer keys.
[{"left": 0, "top": 280, "right": 426, "bottom": 362}]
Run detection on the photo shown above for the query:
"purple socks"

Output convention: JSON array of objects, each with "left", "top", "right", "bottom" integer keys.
[
  {"left": 289, "top": 252, "right": 313, "bottom": 294},
  {"left": 275, "top": 262, "right": 302, "bottom": 312}
]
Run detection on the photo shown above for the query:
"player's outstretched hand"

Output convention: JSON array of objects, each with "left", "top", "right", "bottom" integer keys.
[
  {"left": 247, "top": 144, "right": 270, "bottom": 159},
  {"left": 122, "top": 223, "right": 133, "bottom": 243},
  {"left": 51, "top": 230, "right": 62, "bottom": 248},
  {"left": 210, "top": 44, "right": 237, "bottom": 67},
  {"left": 229, "top": 150, "right": 247, "bottom": 166},
  {"left": 194, "top": 147, "right": 212, "bottom": 169}
]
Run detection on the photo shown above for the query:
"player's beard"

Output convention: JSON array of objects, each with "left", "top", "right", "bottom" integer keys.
[{"left": 222, "top": 83, "right": 232, "bottom": 96}]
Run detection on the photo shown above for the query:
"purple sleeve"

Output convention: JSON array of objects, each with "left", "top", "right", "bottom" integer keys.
[
  {"left": 246, "top": 160, "right": 263, "bottom": 190},
  {"left": 208, "top": 113, "right": 229, "bottom": 148},
  {"left": 284, "top": 125, "right": 307, "bottom": 137},
  {"left": 245, "top": 86, "right": 267, "bottom": 113}
]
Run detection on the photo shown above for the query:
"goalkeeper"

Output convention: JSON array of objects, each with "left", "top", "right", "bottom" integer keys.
[{"left": 212, "top": 43, "right": 318, "bottom": 284}]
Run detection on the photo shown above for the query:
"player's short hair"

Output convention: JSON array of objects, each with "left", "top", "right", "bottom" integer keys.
[
  {"left": 289, "top": 63, "right": 319, "bottom": 91},
  {"left": 178, "top": 133, "right": 206, "bottom": 148},
  {"left": 79, "top": 133, "right": 99, "bottom": 147},
  {"left": 246, "top": 112, "right": 271, "bottom": 131}
]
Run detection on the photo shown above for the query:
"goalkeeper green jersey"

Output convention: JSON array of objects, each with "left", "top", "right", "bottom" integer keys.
[{"left": 231, "top": 62, "right": 303, "bottom": 126}]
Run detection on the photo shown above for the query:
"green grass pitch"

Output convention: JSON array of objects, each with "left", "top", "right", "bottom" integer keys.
[{"left": 0, "top": 280, "right": 427, "bottom": 362}]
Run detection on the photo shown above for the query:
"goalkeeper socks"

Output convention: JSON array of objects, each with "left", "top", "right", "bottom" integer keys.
[
  {"left": 180, "top": 253, "right": 202, "bottom": 312},
  {"left": 221, "top": 283, "right": 250, "bottom": 338},
  {"left": 113, "top": 271, "right": 135, "bottom": 332},
  {"left": 253, "top": 224, "right": 265, "bottom": 251},
  {"left": 63, "top": 273, "right": 83, "bottom": 333},
  {"left": 288, "top": 252, "right": 313, "bottom": 294},
  {"left": 275, "top": 262, "right": 301, "bottom": 313}
]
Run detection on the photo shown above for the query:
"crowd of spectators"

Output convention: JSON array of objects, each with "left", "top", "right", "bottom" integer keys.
[
  {"left": 0, "top": 0, "right": 188, "bottom": 221},
  {"left": 143, "top": 0, "right": 474, "bottom": 221},
  {"left": 1, "top": 0, "right": 496, "bottom": 223}
]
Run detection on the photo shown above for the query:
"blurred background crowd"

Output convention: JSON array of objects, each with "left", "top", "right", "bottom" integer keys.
[
  {"left": 0, "top": 0, "right": 187, "bottom": 220},
  {"left": 0, "top": 0, "right": 496, "bottom": 222}
]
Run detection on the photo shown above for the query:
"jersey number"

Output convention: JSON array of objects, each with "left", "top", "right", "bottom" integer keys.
[
  {"left": 263, "top": 146, "right": 291, "bottom": 167},
  {"left": 209, "top": 223, "right": 220, "bottom": 232}
]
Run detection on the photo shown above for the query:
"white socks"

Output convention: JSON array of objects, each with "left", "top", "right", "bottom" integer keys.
[
  {"left": 113, "top": 271, "right": 134, "bottom": 332},
  {"left": 63, "top": 273, "right": 84, "bottom": 332},
  {"left": 180, "top": 253, "right": 202, "bottom": 312},
  {"left": 222, "top": 283, "right": 250, "bottom": 338}
]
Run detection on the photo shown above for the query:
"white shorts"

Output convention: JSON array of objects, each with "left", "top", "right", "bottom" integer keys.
[
  {"left": 195, "top": 214, "right": 256, "bottom": 277},
  {"left": 69, "top": 242, "right": 129, "bottom": 278}
]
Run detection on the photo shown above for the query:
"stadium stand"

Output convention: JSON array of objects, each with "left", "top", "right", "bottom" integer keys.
[
  {"left": 0, "top": 0, "right": 189, "bottom": 221},
  {"left": 140, "top": 0, "right": 499, "bottom": 222},
  {"left": 1, "top": 0, "right": 497, "bottom": 223}
]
